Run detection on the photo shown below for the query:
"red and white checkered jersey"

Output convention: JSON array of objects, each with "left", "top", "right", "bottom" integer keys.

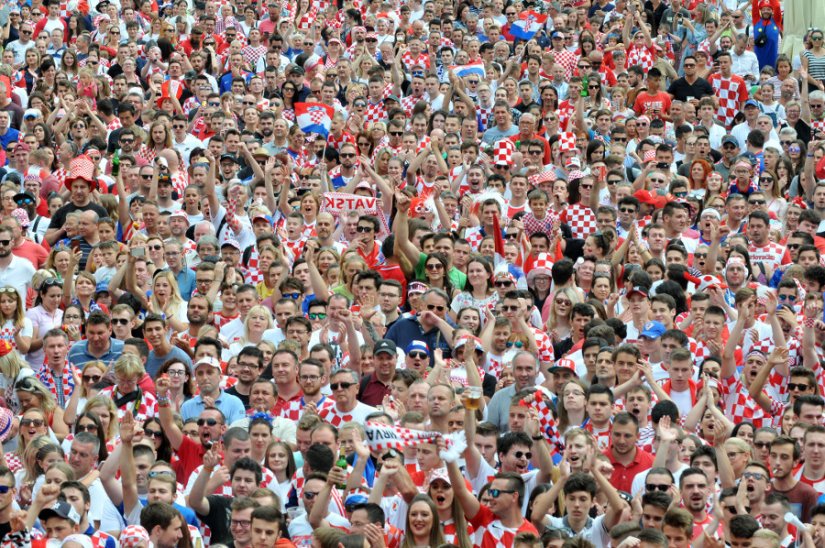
[
  {"left": 583, "top": 421, "right": 612, "bottom": 451},
  {"left": 708, "top": 73, "right": 749, "bottom": 128},
  {"left": 748, "top": 241, "right": 789, "bottom": 274},
  {"left": 400, "top": 51, "right": 430, "bottom": 71},
  {"left": 626, "top": 44, "right": 655, "bottom": 72},
  {"left": 274, "top": 396, "right": 336, "bottom": 422},
  {"left": 721, "top": 374, "right": 783, "bottom": 428},
  {"left": 793, "top": 462, "right": 825, "bottom": 495},
  {"left": 552, "top": 49, "right": 577, "bottom": 78},
  {"left": 469, "top": 504, "right": 539, "bottom": 548},
  {"left": 560, "top": 202, "right": 598, "bottom": 239},
  {"left": 364, "top": 100, "right": 387, "bottom": 126},
  {"left": 99, "top": 386, "right": 159, "bottom": 422}
]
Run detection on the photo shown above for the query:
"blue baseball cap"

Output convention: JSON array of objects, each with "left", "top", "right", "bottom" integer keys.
[{"left": 640, "top": 321, "right": 666, "bottom": 339}]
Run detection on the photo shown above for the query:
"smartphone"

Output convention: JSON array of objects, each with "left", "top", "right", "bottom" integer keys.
[
  {"left": 130, "top": 247, "right": 145, "bottom": 258},
  {"left": 70, "top": 239, "right": 80, "bottom": 251}
]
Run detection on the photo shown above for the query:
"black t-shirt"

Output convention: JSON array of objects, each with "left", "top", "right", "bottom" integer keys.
[
  {"left": 225, "top": 385, "right": 250, "bottom": 409},
  {"left": 667, "top": 77, "right": 715, "bottom": 102},
  {"left": 197, "top": 495, "right": 232, "bottom": 546},
  {"left": 48, "top": 202, "right": 110, "bottom": 232}
]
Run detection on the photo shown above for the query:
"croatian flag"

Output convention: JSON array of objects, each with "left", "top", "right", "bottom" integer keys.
[
  {"left": 511, "top": 10, "right": 548, "bottom": 41},
  {"left": 295, "top": 102, "right": 334, "bottom": 138},
  {"left": 450, "top": 61, "right": 486, "bottom": 79}
]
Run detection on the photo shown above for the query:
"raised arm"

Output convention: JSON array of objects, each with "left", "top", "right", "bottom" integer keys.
[
  {"left": 119, "top": 411, "right": 142, "bottom": 514},
  {"left": 188, "top": 447, "right": 224, "bottom": 515},
  {"left": 722, "top": 299, "right": 750, "bottom": 380},
  {"left": 392, "top": 192, "right": 423, "bottom": 266},
  {"left": 446, "top": 458, "right": 481, "bottom": 520},
  {"left": 156, "top": 376, "right": 184, "bottom": 450}
]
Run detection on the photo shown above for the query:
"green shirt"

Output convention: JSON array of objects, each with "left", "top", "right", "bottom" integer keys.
[{"left": 414, "top": 252, "right": 467, "bottom": 291}]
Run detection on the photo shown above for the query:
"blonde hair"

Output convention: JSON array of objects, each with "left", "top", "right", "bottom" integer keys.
[
  {"left": 113, "top": 353, "right": 145, "bottom": 379},
  {"left": 85, "top": 394, "right": 118, "bottom": 440},
  {"left": 0, "top": 352, "right": 29, "bottom": 390},
  {"left": 0, "top": 286, "right": 24, "bottom": 328},
  {"left": 242, "top": 305, "right": 274, "bottom": 341},
  {"left": 150, "top": 270, "right": 185, "bottom": 320}
]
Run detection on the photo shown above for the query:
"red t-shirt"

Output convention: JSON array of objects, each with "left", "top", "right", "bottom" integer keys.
[
  {"left": 633, "top": 91, "right": 673, "bottom": 119},
  {"left": 173, "top": 434, "right": 207, "bottom": 483}
]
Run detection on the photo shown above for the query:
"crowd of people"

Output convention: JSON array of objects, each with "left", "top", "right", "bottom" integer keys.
[{"left": 0, "top": 0, "right": 819, "bottom": 545}]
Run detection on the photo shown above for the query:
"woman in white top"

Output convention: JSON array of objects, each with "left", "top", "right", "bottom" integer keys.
[
  {"left": 265, "top": 440, "right": 296, "bottom": 511},
  {"left": 0, "top": 286, "right": 32, "bottom": 354}
]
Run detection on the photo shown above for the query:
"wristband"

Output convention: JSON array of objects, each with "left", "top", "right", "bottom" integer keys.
[
  {"left": 157, "top": 397, "right": 171, "bottom": 407},
  {"left": 804, "top": 317, "right": 816, "bottom": 328}
]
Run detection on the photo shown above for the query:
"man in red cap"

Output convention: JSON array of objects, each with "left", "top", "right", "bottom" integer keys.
[{"left": 44, "top": 156, "right": 108, "bottom": 246}]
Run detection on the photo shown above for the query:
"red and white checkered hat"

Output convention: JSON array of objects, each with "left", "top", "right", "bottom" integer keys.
[
  {"left": 527, "top": 252, "right": 554, "bottom": 283},
  {"left": 568, "top": 170, "right": 586, "bottom": 181},
  {"left": 119, "top": 525, "right": 150, "bottom": 548},
  {"left": 493, "top": 139, "right": 516, "bottom": 166},
  {"left": 529, "top": 169, "right": 555, "bottom": 186},
  {"left": 66, "top": 155, "right": 97, "bottom": 190},
  {"left": 558, "top": 131, "right": 577, "bottom": 153},
  {"left": 257, "top": 98, "right": 270, "bottom": 111}
]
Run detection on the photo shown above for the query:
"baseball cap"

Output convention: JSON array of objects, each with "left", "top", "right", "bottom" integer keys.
[
  {"left": 194, "top": 356, "right": 222, "bottom": 371},
  {"left": 221, "top": 238, "right": 241, "bottom": 250},
  {"left": 405, "top": 340, "right": 430, "bottom": 356},
  {"left": 374, "top": 339, "right": 397, "bottom": 356},
  {"left": 408, "top": 282, "right": 428, "bottom": 295},
  {"left": 219, "top": 153, "right": 239, "bottom": 164},
  {"left": 95, "top": 282, "right": 110, "bottom": 294},
  {"left": 744, "top": 99, "right": 760, "bottom": 109},
  {"left": 640, "top": 320, "right": 666, "bottom": 339},
  {"left": 626, "top": 286, "right": 649, "bottom": 299},
  {"left": 721, "top": 134, "right": 738, "bottom": 147},
  {"left": 13, "top": 191, "right": 35, "bottom": 206},
  {"left": 39, "top": 501, "right": 82, "bottom": 525}
]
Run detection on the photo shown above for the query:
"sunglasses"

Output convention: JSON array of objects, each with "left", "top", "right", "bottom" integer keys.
[
  {"left": 426, "top": 304, "right": 446, "bottom": 312},
  {"left": 144, "top": 429, "right": 163, "bottom": 438},
  {"left": 742, "top": 471, "right": 765, "bottom": 480},
  {"left": 330, "top": 382, "right": 356, "bottom": 390},
  {"left": 426, "top": 263, "right": 444, "bottom": 271},
  {"left": 495, "top": 280, "right": 513, "bottom": 287},
  {"left": 283, "top": 292, "right": 302, "bottom": 300},
  {"left": 148, "top": 471, "right": 175, "bottom": 479},
  {"left": 779, "top": 294, "right": 797, "bottom": 302},
  {"left": 197, "top": 418, "right": 219, "bottom": 426},
  {"left": 408, "top": 351, "right": 428, "bottom": 360},
  {"left": 111, "top": 318, "right": 130, "bottom": 326},
  {"left": 21, "top": 418, "right": 45, "bottom": 427},
  {"left": 645, "top": 483, "right": 670, "bottom": 492},
  {"left": 341, "top": 153, "right": 356, "bottom": 158},
  {"left": 788, "top": 382, "right": 809, "bottom": 391},
  {"left": 506, "top": 341, "right": 524, "bottom": 348},
  {"left": 76, "top": 424, "right": 98, "bottom": 432},
  {"left": 308, "top": 312, "right": 327, "bottom": 320},
  {"left": 356, "top": 226, "right": 374, "bottom": 233},
  {"left": 82, "top": 374, "right": 102, "bottom": 383},
  {"left": 748, "top": 200, "right": 766, "bottom": 205},
  {"left": 488, "top": 488, "right": 516, "bottom": 498}
]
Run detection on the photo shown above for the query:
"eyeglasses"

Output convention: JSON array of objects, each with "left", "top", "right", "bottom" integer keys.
[
  {"left": 300, "top": 375, "right": 322, "bottom": 382},
  {"left": 780, "top": 140, "right": 794, "bottom": 146},
  {"left": 76, "top": 424, "right": 98, "bottom": 432},
  {"left": 426, "top": 263, "right": 444, "bottom": 271},
  {"left": 330, "top": 382, "right": 356, "bottom": 390},
  {"left": 231, "top": 520, "right": 251, "bottom": 528},
  {"left": 308, "top": 312, "right": 327, "bottom": 320},
  {"left": 197, "top": 418, "right": 219, "bottom": 426},
  {"left": 82, "top": 374, "right": 102, "bottom": 383},
  {"left": 238, "top": 361, "right": 262, "bottom": 370},
  {"left": 645, "top": 483, "right": 670, "bottom": 492},
  {"left": 742, "top": 471, "right": 765, "bottom": 480},
  {"left": 488, "top": 488, "right": 516, "bottom": 498},
  {"left": 408, "top": 351, "right": 428, "bottom": 360},
  {"left": 20, "top": 418, "right": 45, "bottom": 427},
  {"left": 426, "top": 304, "right": 446, "bottom": 312}
]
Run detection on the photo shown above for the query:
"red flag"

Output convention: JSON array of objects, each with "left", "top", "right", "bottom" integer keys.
[{"left": 492, "top": 212, "right": 505, "bottom": 256}]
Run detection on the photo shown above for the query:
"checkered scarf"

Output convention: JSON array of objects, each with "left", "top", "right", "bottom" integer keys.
[{"left": 37, "top": 362, "right": 78, "bottom": 408}]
